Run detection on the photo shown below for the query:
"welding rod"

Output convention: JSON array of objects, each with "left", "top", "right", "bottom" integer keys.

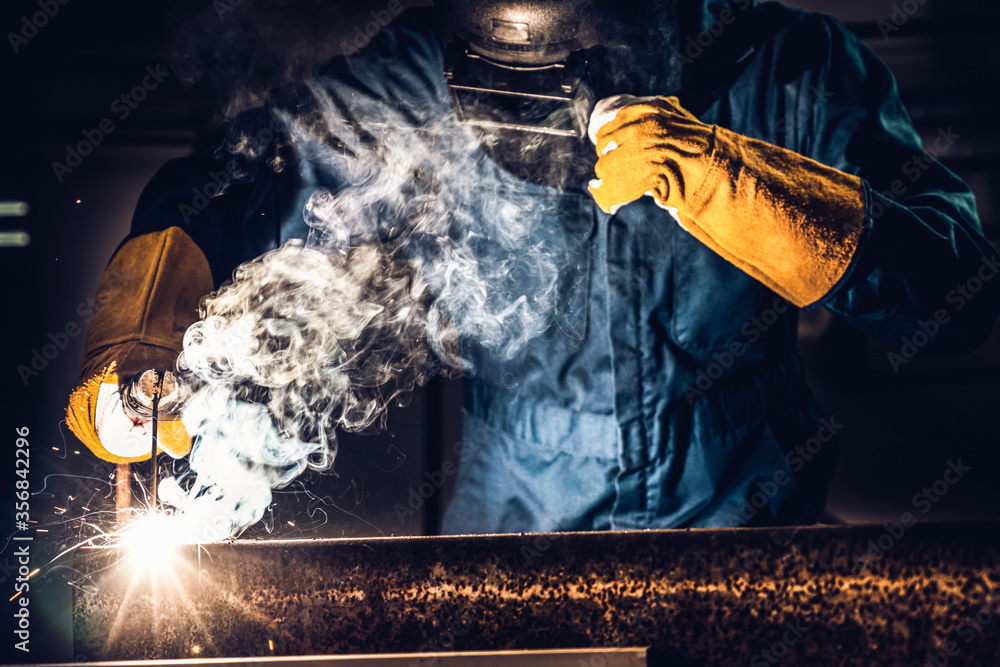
[
  {"left": 150, "top": 372, "right": 162, "bottom": 514},
  {"left": 115, "top": 463, "right": 131, "bottom": 530}
]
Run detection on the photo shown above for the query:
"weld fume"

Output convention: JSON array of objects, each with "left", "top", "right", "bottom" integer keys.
[{"left": 159, "top": 75, "right": 574, "bottom": 540}]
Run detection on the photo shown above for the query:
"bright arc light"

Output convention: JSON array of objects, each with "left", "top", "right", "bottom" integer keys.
[{"left": 119, "top": 513, "right": 185, "bottom": 572}]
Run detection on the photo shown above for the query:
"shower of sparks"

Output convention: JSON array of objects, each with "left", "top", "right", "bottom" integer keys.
[{"left": 36, "top": 464, "right": 201, "bottom": 597}]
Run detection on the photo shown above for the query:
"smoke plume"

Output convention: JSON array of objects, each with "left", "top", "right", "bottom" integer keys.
[{"left": 157, "top": 64, "right": 576, "bottom": 540}]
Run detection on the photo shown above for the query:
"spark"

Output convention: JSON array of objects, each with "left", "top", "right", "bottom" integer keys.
[{"left": 8, "top": 571, "right": 39, "bottom": 601}]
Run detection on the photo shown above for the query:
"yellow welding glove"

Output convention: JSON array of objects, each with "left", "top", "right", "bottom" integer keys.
[
  {"left": 588, "top": 95, "right": 866, "bottom": 307},
  {"left": 66, "top": 227, "right": 213, "bottom": 463}
]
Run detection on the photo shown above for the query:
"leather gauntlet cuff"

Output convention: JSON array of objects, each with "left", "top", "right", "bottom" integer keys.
[
  {"left": 678, "top": 126, "right": 867, "bottom": 307},
  {"left": 67, "top": 227, "right": 212, "bottom": 461}
]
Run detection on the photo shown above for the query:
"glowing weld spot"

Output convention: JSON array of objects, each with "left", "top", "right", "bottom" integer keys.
[{"left": 119, "top": 513, "right": 184, "bottom": 572}]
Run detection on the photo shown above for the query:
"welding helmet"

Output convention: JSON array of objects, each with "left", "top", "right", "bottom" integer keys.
[
  {"left": 443, "top": 0, "right": 604, "bottom": 66},
  {"left": 439, "top": 0, "right": 681, "bottom": 188},
  {"left": 440, "top": 0, "right": 680, "bottom": 83}
]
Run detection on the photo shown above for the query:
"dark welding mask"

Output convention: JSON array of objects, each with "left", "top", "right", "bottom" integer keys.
[{"left": 439, "top": 0, "right": 680, "bottom": 188}]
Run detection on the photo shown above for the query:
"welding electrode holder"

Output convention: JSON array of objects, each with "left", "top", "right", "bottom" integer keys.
[{"left": 120, "top": 369, "right": 187, "bottom": 422}]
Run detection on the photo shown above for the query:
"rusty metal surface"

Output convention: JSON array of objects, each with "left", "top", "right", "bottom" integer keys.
[
  {"left": 73, "top": 522, "right": 1000, "bottom": 665},
  {"left": 29, "top": 647, "right": 652, "bottom": 667}
]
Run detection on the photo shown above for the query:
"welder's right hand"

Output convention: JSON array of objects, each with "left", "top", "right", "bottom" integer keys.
[{"left": 66, "top": 227, "right": 213, "bottom": 463}]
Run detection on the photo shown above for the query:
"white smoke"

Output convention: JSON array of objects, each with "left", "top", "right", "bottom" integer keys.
[
  {"left": 157, "top": 385, "right": 328, "bottom": 542},
  {"left": 157, "top": 74, "right": 573, "bottom": 541}
]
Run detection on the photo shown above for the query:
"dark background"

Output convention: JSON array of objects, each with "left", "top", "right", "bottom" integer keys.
[{"left": 0, "top": 0, "right": 998, "bottom": 661}]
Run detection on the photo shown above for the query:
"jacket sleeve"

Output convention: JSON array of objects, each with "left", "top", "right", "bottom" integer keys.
[
  {"left": 806, "top": 15, "right": 999, "bottom": 354},
  {"left": 128, "top": 109, "right": 305, "bottom": 289}
]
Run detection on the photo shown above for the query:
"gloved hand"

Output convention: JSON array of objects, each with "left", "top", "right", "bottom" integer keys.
[
  {"left": 587, "top": 95, "right": 866, "bottom": 307},
  {"left": 66, "top": 227, "right": 213, "bottom": 462}
]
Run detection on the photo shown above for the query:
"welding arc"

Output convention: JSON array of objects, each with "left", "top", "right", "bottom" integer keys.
[{"left": 150, "top": 372, "right": 163, "bottom": 514}]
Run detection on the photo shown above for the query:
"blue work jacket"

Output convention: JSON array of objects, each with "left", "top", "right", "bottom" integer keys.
[{"left": 128, "top": 3, "right": 998, "bottom": 533}]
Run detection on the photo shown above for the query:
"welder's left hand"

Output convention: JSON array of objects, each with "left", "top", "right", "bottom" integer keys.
[
  {"left": 67, "top": 227, "right": 212, "bottom": 463},
  {"left": 588, "top": 95, "right": 867, "bottom": 307}
]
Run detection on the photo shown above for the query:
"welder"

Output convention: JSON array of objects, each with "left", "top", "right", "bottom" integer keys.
[{"left": 67, "top": 0, "right": 999, "bottom": 534}]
